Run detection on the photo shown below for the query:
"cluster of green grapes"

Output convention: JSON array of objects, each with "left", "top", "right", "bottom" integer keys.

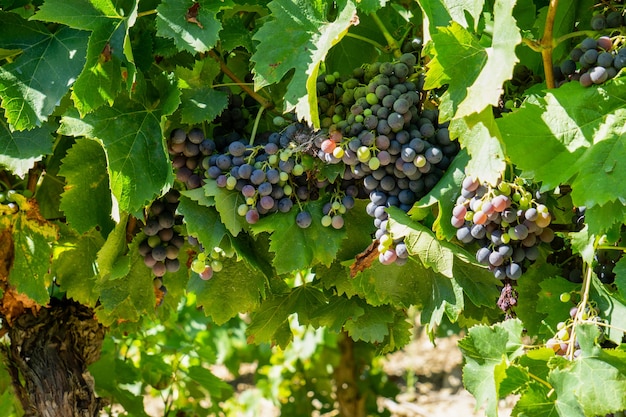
[{"left": 188, "top": 237, "right": 235, "bottom": 281}]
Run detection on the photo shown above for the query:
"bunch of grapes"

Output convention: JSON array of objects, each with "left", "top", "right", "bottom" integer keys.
[
  {"left": 314, "top": 54, "right": 459, "bottom": 265},
  {"left": 168, "top": 127, "right": 215, "bottom": 189},
  {"left": 451, "top": 176, "right": 555, "bottom": 280},
  {"left": 547, "top": 235, "right": 585, "bottom": 283},
  {"left": 557, "top": 36, "right": 626, "bottom": 87},
  {"left": 204, "top": 123, "right": 358, "bottom": 228},
  {"left": 138, "top": 189, "right": 184, "bottom": 283},
  {"left": 187, "top": 235, "right": 236, "bottom": 280},
  {"left": 212, "top": 88, "right": 250, "bottom": 136}
]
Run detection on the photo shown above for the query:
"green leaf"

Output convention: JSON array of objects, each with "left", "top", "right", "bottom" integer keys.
[
  {"left": 343, "top": 303, "right": 394, "bottom": 344},
  {"left": 497, "top": 80, "right": 626, "bottom": 232},
  {"left": 512, "top": 382, "right": 558, "bottom": 417},
  {"left": 95, "top": 213, "right": 130, "bottom": 281},
  {"left": 180, "top": 87, "right": 229, "bottom": 125},
  {"left": 0, "top": 113, "right": 54, "bottom": 177},
  {"left": 291, "top": 285, "right": 327, "bottom": 324},
  {"left": 355, "top": 0, "right": 388, "bottom": 14},
  {"left": 59, "top": 94, "right": 175, "bottom": 214},
  {"left": 31, "top": 0, "right": 137, "bottom": 115},
  {"left": 0, "top": 12, "right": 88, "bottom": 130},
  {"left": 9, "top": 212, "right": 57, "bottom": 305},
  {"left": 220, "top": 16, "right": 255, "bottom": 52},
  {"left": 246, "top": 293, "right": 295, "bottom": 346},
  {"left": 615, "top": 256, "right": 626, "bottom": 300},
  {"left": 536, "top": 277, "right": 581, "bottom": 333},
  {"left": 424, "top": 0, "right": 521, "bottom": 119},
  {"left": 418, "top": 0, "right": 484, "bottom": 33},
  {"left": 53, "top": 227, "right": 103, "bottom": 307},
  {"left": 59, "top": 138, "right": 114, "bottom": 235},
  {"left": 251, "top": 0, "right": 357, "bottom": 127},
  {"left": 178, "top": 194, "right": 227, "bottom": 252},
  {"left": 250, "top": 199, "right": 346, "bottom": 274},
  {"left": 309, "top": 295, "right": 365, "bottom": 333},
  {"left": 156, "top": 0, "right": 233, "bottom": 54},
  {"left": 95, "top": 243, "right": 156, "bottom": 325},
  {"left": 202, "top": 180, "right": 245, "bottom": 236},
  {"left": 186, "top": 365, "right": 233, "bottom": 400},
  {"left": 590, "top": 278, "right": 626, "bottom": 344},
  {"left": 448, "top": 108, "right": 506, "bottom": 185},
  {"left": 188, "top": 256, "right": 265, "bottom": 325},
  {"left": 458, "top": 319, "right": 525, "bottom": 417}
]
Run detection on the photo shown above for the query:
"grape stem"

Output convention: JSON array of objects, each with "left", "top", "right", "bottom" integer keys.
[
  {"left": 249, "top": 105, "right": 265, "bottom": 146},
  {"left": 208, "top": 50, "right": 274, "bottom": 110},
  {"left": 345, "top": 33, "right": 388, "bottom": 52},
  {"left": 136, "top": 9, "right": 157, "bottom": 18},
  {"left": 541, "top": 0, "right": 559, "bottom": 89},
  {"left": 370, "top": 12, "right": 402, "bottom": 58},
  {"left": 567, "top": 253, "right": 594, "bottom": 360}
]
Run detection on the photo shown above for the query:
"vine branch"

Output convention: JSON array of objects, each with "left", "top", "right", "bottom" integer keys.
[
  {"left": 541, "top": 0, "right": 559, "bottom": 89},
  {"left": 370, "top": 12, "right": 402, "bottom": 58},
  {"left": 208, "top": 50, "right": 274, "bottom": 110}
]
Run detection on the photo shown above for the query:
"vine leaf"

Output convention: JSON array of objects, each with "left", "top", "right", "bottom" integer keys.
[
  {"left": 178, "top": 194, "right": 227, "bottom": 252},
  {"left": 250, "top": 199, "right": 346, "bottom": 275},
  {"left": 0, "top": 12, "right": 88, "bottom": 130},
  {"left": 458, "top": 319, "right": 525, "bottom": 417},
  {"left": 32, "top": 0, "right": 139, "bottom": 115},
  {"left": 423, "top": 0, "right": 521, "bottom": 120},
  {"left": 449, "top": 109, "right": 506, "bottom": 186},
  {"left": 202, "top": 181, "right": 245, "bottom": 236},
  {"left": 53, "top": 228, "right": 103, "bottom": 307},
  {"left": 343, "top": 303, "right": 395, "bottom": 344},
  {"left": 156, "top": 0, "right": 233, "bottom": 54},
  {"left": 251, "top": 0, "right": 357, "bottom": 127},
  {"left": 549, "top": 324, "right": 626, "bottom": 416},
  {"left": 9, "top": 211, "right": 58, "bottom": 305},
  {"left": 188, "top": 256, "right": 266, "bottom": 325},
  {"left": 498, "top": 80, "right": 626, "bottom": 234},
  {"left": 59, "top": 90, "right": 177, "bottom": 214},
  {"left": 0, "top": 112, "right": 54, "bottom": 178},
  {"left": 59, "top": 139, "right": 114, "bottom": 236}
]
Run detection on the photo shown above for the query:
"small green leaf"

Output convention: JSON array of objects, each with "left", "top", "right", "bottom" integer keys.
[
  {"left": 178, "top": 194, "right": 227, "bottom": 252},
  {"left": 180, "top": 87, "right": 229, "bottom": 125},
  {"left": 186, "top": 365, "right": 233, "bottom": 399},
  {"left": 309, "top": 295, "right": 365, "bottom": 333},
  {"left": 203, "top": 181, "right": 245, "bottom": 236},
  {"left": 246, "top": 293, "right": 295, "bottom": 345},
  {"left": 59, "top": 139, "right": 114, "bottom": 236},
  {"left": 343, "top": 303, "right": 394, "bottom": 344}
]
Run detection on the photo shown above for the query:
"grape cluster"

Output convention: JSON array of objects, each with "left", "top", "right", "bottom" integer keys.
[
  {"left": 590, "top": 9, "right": 625, "bottom": 31},
  {"left": 546, "top": 304, "right": 604, "bottom": 358},
  {"left": 547, "top": 235, "right": 584, "bottom": 283},
  {"left": 315, "top": 53, "right": 459, "bottom": 264},
  {"left": 557, "top": 36, "right": 626, "bottom": 87},
  {"left": 168, "top": 127, "right": 215, "bottom": 189},
  {"left": 212, "top": 88, "right": 251, "bottom": 136},
  {"left": 205, "top": 124, "right": 358, "bottom": 228},
  {"left": 187, "top": 236, "right": 236, "bottom": 280},
  {"left": 138, "top": 189, "right": 184, "bottom": 283},
  {"left": 451, "top": 177, "right": 555, "bottom": 280}
]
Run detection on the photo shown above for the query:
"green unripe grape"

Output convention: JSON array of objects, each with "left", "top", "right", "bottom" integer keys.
[
  {"left": 504, "top": 100, "right": 515, "bottom": 110},
  {"left": 0, "top": 193, "right": 5, "bottom": 202},
  {"left": 379, "top": 234, "right": 393, "bottom": 249},
  {"left": 268, "top": 154, "right": 278, "bottom": 165},
  {"left": 413, "top": 155, "right": 427, "bottom": 168},
  {"left": 6, "top": 190, "right": 17, "bottom": 202},
  {"left": 332, "top": 114, "right": 343, "bottom": 123},
  {"left": 321, "top": 215, "right": 332, "bottom": 227},
  {"left": 191, "top": 259, "right": 206, "bottom": 274},
  {"left": 332, "top": 147, "right": 345, "bottom": 158},
  {"left": 280, "top": 150, "right": 291, "bottom": 161},
  {"left": 226, "top": 176, "right": 237, "bottom": 190},
  {"left": 332, "top": 201, "right": 341, "bottom": 211},
  {"left": 148, "top": 235, "right": 162, "bottom": 248},
  {"left": 279, "top": 171, "right": 289, "bottom": 182},
  {"left": 363, "top": 108, "right": 372, "bottom": 117},
  {"left": 357, "top": 146, "right": 370, "bottom": 162},
  {"left": 355, "top": 114, "right": 364, "bottom": 123},
  {"left": 197, "top": 252, "right": 207, "bottom": 262},
  {"left": 283, "top": 184, "right": 293, "bottom": 196},
  {"left": 501, "top": 233, "right": 511, "bottom": 244},
  {"left": 559, "top": 292, "right": 571, "bottom": 303},
  {"left": 292, "top": 164, "right": 304, "bottom": 176},
  {"left": 338, "top": 204, "right": 347, "bottom": 214},
  {"left": 366, "top": 92, "right": 378, "bottom": 105},
  {"left": 512, "top": 192, "right": 521, "bottom": 202},
  {"left": 556, "top": 321, "right": 566, "bottom": 331},
  {"left": 238, "top": 204, "right": 249, "bottom": 216},
  {"left": 211, "top": 248, "right": 222, "bottom": 260},
  {"left": 273, "top": 116, "right": 286, "bottom": 127},
  {"left": 324, "top": 74, "right": 336, "bottom": 84},
  {"left": 333, "top": 71, "right": 340, "bottom": 79},
  {"left": 211, "top": 259, "right": 223, "bottom": 272},
  {"left": 519, "top": 196, "right": 531, "bottom": 209},
  {"left": 368, "top": 156, "right": 380, "bottom": 170},
  {"left": 246, "top": 197, "right": 254, "bottom": 205},
  {"left": 498, "top": 182, "right": 511, "bottom": 195}
]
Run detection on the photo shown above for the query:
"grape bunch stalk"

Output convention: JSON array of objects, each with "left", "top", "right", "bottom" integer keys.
[{"left": 451, "top": 176, "right": 555, "bottom": 286}]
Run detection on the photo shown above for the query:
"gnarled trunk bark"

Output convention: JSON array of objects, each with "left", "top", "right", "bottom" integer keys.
[
  {"left": 4, "top": 299, "right": 105, "bottom": 417},
  {"left": 334, "top": 331, "right": 366, "bottom": 417}
]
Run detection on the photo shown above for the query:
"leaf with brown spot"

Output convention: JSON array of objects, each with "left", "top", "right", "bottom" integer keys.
[
  {"left": 185, "top": 2, "right": 203, "bottom": 28},
  {"left": 350, "top": 240, "right": 379, "bottom": 278}
]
